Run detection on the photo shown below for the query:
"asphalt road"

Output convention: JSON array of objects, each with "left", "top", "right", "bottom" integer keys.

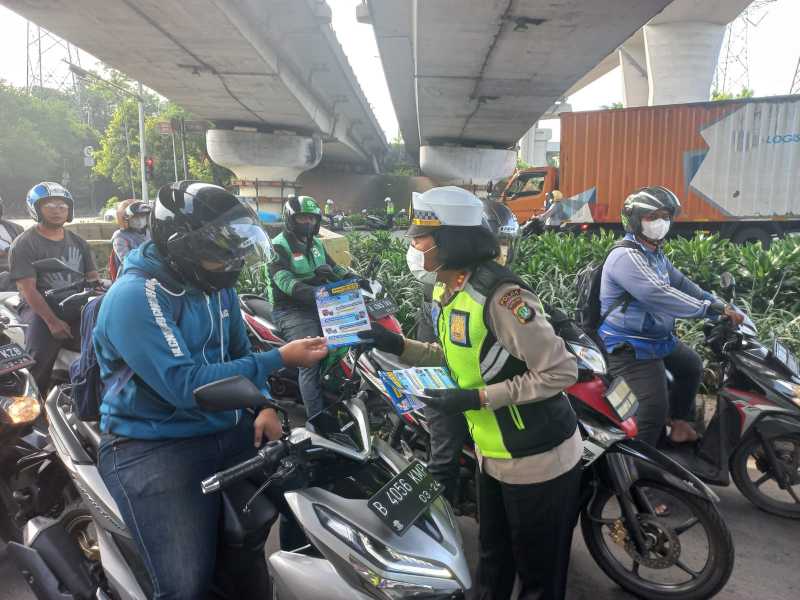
[
  {"left": 3, "top": 461, "right": 799, "bottom": 600},
  {"left": 2, "top": 394, "right": 799, "bottom": 599}
]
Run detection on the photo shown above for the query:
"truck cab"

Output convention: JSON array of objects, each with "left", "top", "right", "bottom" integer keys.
[{"left": 499, "top": 166, "right": 558, "bottom": 222}]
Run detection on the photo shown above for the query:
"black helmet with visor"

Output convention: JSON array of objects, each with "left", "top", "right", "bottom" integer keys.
[{"left": 152, "top": 181, "right": 273, "bottom": 292}]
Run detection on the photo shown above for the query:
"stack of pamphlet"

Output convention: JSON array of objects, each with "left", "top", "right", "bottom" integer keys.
[{"left": 378, "top": 367, "right": 457, "bottom": 415}]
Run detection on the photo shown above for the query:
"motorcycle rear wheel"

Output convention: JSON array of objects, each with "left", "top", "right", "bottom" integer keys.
[
  {"left": 581, "top": 480, "right": 734, "bottom": 600},
  {"left": 731, "top": 433, "right": 800, "bottom": 519}
]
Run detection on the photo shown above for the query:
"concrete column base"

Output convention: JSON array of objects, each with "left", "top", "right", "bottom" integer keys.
[
  {"left": 644, "top": 21, "right": 725, "bottom": 105},
  {"left": 206, "top": 129, "right": 323, "bottom": 213},
  {"left": 419, "top": 145, "right": 516, "bottom": 189}
]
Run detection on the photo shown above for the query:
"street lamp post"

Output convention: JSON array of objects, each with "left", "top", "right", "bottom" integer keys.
[{"left": 67, "top": 62, "right": 148, "bottom": 201}]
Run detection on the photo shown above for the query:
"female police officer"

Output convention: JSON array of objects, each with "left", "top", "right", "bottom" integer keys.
[{"left": 361, "top": 186, "right": 582, "bottom": 600}]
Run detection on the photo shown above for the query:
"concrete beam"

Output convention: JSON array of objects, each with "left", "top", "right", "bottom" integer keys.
[
  {"left": 420, "top": 145, "right": 516, "bottom": 187},
  {"left": 206, "top": 129, "right": 322, "bottom": 208},
  {"left": 619, "top": 37, "right": 649, "bottom": 107}
]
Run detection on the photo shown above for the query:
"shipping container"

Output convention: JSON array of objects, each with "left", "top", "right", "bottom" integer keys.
[{"left": 501, "top": 95, "right": 800, "bottom": 244}]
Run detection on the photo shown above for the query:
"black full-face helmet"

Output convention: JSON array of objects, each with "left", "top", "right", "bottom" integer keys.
[
  {"left": 152, "top": 181, "right": 273, "bottom": 292},
  {"left": 621, "top": 186, "right": 681, "bottom": 238},
  {"left": 481, "top": 198, "right": 519, "bottom": 266}
]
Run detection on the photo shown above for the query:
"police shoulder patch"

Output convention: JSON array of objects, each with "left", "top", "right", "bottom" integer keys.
[{"left": 498, "top": 288, "right": 535, "bottom": 324}]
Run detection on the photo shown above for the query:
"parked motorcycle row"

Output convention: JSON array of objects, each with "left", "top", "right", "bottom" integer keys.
[{"left": 2, "top": 257, "right": 800, "bottom": 599}]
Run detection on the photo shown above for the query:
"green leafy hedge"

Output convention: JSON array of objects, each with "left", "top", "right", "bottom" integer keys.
[
  {"left": 238, "top": 231, "right": 799, "bottom": 355},
  {"left": 344, "top": 231, "right": 800, "bottom": 353}
]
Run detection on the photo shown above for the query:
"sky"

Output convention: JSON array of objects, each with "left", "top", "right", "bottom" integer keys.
[{"left": 1, "top": 0, "right": 799, "bottom": 143}]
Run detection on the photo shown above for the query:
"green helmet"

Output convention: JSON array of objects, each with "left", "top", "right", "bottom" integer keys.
[{"left": 283, "top": 195, "right": 322, "bottom": 239}]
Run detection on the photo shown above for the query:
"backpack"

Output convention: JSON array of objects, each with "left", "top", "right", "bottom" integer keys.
[
  {"left": 69, "top": 268, "right": 184, "bottom": 421},
  {"left": 107, "top": 251, "right": 120, "bottom": 282},
  {"left": 574, "top": 239, "right": 642, "bottom": 334}
]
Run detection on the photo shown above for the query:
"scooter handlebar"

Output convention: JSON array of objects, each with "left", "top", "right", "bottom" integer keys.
[{"left": 200, "top": 440, "right": 289, "bottom": 494}]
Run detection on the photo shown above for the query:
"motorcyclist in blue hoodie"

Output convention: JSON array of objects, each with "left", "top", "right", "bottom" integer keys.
[
  {"left": 93, "top": 181, "right": 328, "bottom": 599},
  {"left": 599, "top": 186, "right": 744, "bottom": 448}
]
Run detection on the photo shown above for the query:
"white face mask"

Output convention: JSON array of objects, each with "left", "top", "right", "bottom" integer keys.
[
  {"left": 129, "top": 216, "right": 148, "bottom": 231},
  {"left": 641, "top": 218, "right": 670, "bottom": 241},
  {"left": 406, "top": 244, "right": 439, "bottom": 285}
]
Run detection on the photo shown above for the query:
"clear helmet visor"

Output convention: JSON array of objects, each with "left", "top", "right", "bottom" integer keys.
[{"left": 166, "top": 203, "right": 274, "bottom": 272}]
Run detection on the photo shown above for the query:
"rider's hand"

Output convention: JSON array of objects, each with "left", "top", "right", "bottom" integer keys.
[
  {"left": 724, "top": 305, "right": 745, "bottom": 326},
  {"left": 253, "top": 408, "right": 283, "bottom": 447},
  {"left": 420, "top": 388, "right": 481, "bottom": 416},
  {"left": 47, "top": 318, "right": 72, "bottom": 340},
  {"left": 279, "top": 337, "right": 328, "bottom": 368},
  {"left": 357, "top": 323, "right": 405, "bottom": 356},
  {"left": 314, "top": 264, "right": 335, "bottom": 282}
]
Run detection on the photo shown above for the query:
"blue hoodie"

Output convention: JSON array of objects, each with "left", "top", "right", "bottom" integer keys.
[
  {"left": 94, "top": 241, "right": 283, "bottom": 439},
  {"left": 598, "top": 234, "right": 717, "bottom": 359}
]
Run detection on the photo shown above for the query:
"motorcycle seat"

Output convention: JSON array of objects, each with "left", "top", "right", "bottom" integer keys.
[
  {"left": 240, "top": 294, "right": 274, "bottom": 321},
  {"left": 73, "top": 418, "right": 102, "bottom": 456}
]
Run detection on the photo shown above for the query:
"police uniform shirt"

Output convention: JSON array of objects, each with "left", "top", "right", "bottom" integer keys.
[{"left": 401, "top": 279, "right": 582, "bottom": 485}]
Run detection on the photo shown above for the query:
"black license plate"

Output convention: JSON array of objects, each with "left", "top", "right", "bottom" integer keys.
[
  {"left": 605, "top": 377, "right": 639, "bottom": 422},
  {"left": 773, "top": 340, "right": 799, "bottom": 377},
  {"left": 368, "top": 460, "right": 443, "bottom": 535},
  {"left": 0, "top": 343, "right": 35, "bottom": 376},
  {"left": 367, "top": 297, "right": 398, "bottom": 320}
]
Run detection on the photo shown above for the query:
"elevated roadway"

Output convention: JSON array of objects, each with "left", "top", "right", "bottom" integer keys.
[
  {"left": 1, "top": 0, "right": 387, "bottom": 201},
  {"left": 365, "top": 0, "right": 675, "bottom": 185}
]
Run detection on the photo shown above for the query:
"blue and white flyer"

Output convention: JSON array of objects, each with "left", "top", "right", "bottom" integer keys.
[
  {"left": 378, "top": 367, "right": 458, "bottom": 415},
  {"left": 315, "top": 278, "right": 371, "bottom": 348}
]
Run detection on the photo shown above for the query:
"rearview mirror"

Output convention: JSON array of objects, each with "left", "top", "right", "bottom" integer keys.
[
  {"left": 719, "top": 272, "right": 736, "bottom": 301},
  {"left": 32, "top": 258, "right": 82, "bottom": 275},
  {"left": 194, "top": 375, "right": 270, "bottom": 412},
  {"left": 720, "top": 272, "right": 735, "bottom": 289}
]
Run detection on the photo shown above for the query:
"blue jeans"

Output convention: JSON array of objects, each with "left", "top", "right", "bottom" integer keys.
[
  {"left": 98, "top": 417, "right": 264, "bottom": 599},
  {"left": 272, "top": 305, "right": 325, "bottom": 418}
]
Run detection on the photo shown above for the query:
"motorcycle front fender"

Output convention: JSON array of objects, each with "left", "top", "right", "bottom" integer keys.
[
  {"left": 752, "top": 413, "right": 800, "bottom": 440},
  {"left": 605, "top": 438, "right": 719, "bottom": 504}
]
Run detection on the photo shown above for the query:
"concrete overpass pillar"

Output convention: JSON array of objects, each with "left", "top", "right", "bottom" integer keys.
[
  {"left": 643, "top": 21, "right": 726, "bottom": 105},
  {"left": 618, "top": 42, "right": 649, "bottom": 108},
  {"left": 206, "top": 129, "right": 322, "bottom": 214},
  {"left": 420, "top": 145, "right": 517, "bottom": 192}
]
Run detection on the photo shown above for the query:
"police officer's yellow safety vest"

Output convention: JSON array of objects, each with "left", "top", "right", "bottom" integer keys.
[
  {"left": 433, "top": 262, "right": 577, "bottom": 459},
  {"left": 385, "top": 201, "right": 394, "bottom": 215}
]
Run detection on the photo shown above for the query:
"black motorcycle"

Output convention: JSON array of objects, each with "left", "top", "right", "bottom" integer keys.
[
  {"left": 0, "top": 308, "right": 72, "bottom": 543},
  {"left": 657, "top": 275, "right": 800, "bottom": 518}
]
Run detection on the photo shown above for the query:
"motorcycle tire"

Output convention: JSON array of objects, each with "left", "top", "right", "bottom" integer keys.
[
  {"left": 581, "top": 481, "right": 734, "bottom": 600},
  {"left": 731, "top": 433, "right": 800, "bottom": 519}
]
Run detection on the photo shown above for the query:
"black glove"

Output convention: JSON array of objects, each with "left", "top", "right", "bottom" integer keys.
[
  {"left": 357, "top": 323, "right": 405, "bottom": 356},
  {"left": 421, "top": 388, "right": 481, "bottom": 416},
  {"left": 314, "top": 264, "right": 336, "bottom": 282},
  {"left": 293, "top": 283, "right": 318, "bottom": 306}
]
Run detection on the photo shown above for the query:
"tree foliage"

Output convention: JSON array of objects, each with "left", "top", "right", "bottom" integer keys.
[{"left": 0, "top": 82, "right": 96, "bottom": 216}]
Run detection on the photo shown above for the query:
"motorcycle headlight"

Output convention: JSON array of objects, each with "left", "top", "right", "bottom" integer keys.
[
  {"left": 316, "top": 505, "right": 454, "bottom": 594},
  {"left": 773, "top": 378, "right": 800, "bottom": 406},
  {"left": 567, "top": 342, "right": 607, "bottom": 375},
  {"left": 0, "top": 394, "right": 40, "bottom": 425},
  {"left": 580, "top": 419, "right": 626, "bottom": 447}
]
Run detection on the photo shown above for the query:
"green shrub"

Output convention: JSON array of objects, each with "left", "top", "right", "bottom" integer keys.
[{"left": 240, "top": 231, "right": 800, "bottom": 358}]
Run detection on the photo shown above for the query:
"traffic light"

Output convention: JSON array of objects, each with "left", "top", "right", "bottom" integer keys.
[{"left": 145, "top": 156, "right": 154, "bottom": 179}]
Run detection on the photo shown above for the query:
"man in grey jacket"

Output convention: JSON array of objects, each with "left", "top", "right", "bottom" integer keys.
[{"left": 599, "top": 186, "right": 744, "bottom": 447}]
